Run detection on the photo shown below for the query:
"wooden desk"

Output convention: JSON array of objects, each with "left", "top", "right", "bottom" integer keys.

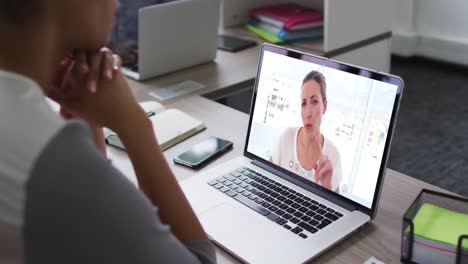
[{"left": 108, "top": 94, "right": 454, "bottom": 264}]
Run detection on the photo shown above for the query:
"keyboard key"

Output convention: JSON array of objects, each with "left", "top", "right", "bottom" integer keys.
[
  {"left": 213, "top": 183, "right": 224, "bottom": 189},
  {"left": 275, "top": 209, "right": 285, "bottom": 216},
  {"left": 268, "top": 205, "right": 278, "bottom": 212},
  {"left": 298, "top": 222, "right": 318, "bottom": 234},
  {"left": 272, "top": 200, "right": 281, "bottom": 206},
  {"left": 267, "top": 213, "right": 279, "bottom": 222},
  {"left": 270, "top": 192, "right": 279, "bottom": 198},
  {"left": 280, "top": 190, "right": 290, "bottom": 196},
  {"left": 295, "top": 192, "right": 304, "bottom": 198},
  {"left": 226, "top": 190, "right": 237, "bottom": 197},
  {"left": 286, "top": 208, "right": 296, "bottom": 214},
  {"left": 293, "top": 211, "right": 304, "bottom": 218},
  {"left": 277, "top": 196, "right": 286, "bottom": 201},
  {"left": 258, "top": 193, "right": 268, "bottom": 199},
  {"left": 264, "top": 189, "right": 272, "bottom": 195},
  {"left": 235, "top": 168, "right": 244, "bottom": 173},
  {"left": 317, "top": 209, "right": 327, "bottom": 215},
  {"left": 313, "top": 215, "right": 324, "bottom": 221},
  {"left": 276, "top": 218, "right": 287, "bottom": 225},
  {"left": 324, "top": 213, "right": 338, "bottom": 221},
  {"left": 254, "top": 198, "right": 264, "bottom": 204},
  {"left": 306, "top": 211, "right": 316, "bottom": 217},
  {"left": 308, "top": 219, "right": 319, "bottom": 226},
  {"left": 319, "top": 204, "right": 327, "bottom": 209},
  {"left": 287, "top": 194, "right": 297, "bottom": 200},
  {"left": 242, "top": 190, "right": 251, "bottom": 196},
  {"left": 322, "top": 219, "right": 332, "bottom": 225},
  {"left": 303, "top": 196, "right": 311, "bottom": 201},
  {"left": 301, "top": 215, "right": 311, "bottom": 222},
  {"left": 224, "top": 181, "right": 233, "bottom": 187},
  {"left": 241, "top": 171, "right": 250, "bottom": 176},
  {"left": 302, "top": 201, "right": 312, "bottom": 207},
  {"left": 290, "top": 217, "right": 300, "bottom": 224},
  {"left": 316, "top": 223, "right": 328, "bottom": 230},
  {"left": 289, "top": 189, "right": 297, "bottom": 194},
  {"left": 248, "top": 194, "right": 258, "bottom": 200},
  {"left": 284, "top": 199, "right": 294, "bottom": 205},
  {"left": 230, "top": 184, "right": 239, "bottom": 190},
  {"left": 283, "top": 213, "right": 293, "bottom": 220},
  {"left": 274, "top": 187, "right": 283, "bottom": 192},
  {"left": 279, "top": 204, "right": 289, "bottom": 210},
  {"left": 245, "top": 185, "right": 254, "bottom": 191},
  {"left": 230, "top": 172, "right": 242, "bottom": 178},
  {"left": 294, "top": 197, "right": 304, "bottom": 203},
  {"left": 236, "top": 188, "right": 245, "bottom": 193},
  {"left": 326, "top": 208, "right": 335, "bottom": 213},
  {"left": 298, "top": 206, "right": 308, "bottom": 213},
  {"left": 291, "top": 227, "right": 303, "bottom": 234},
  {"left": 244, "top": 178, "right": 253, "bottom": 184},
  {"left": 310, "top": 200, "right": 318, "bottom": 205},
  {"left": 239, "top": 182, "right": 248, "bottom": 188},
  {"left": 335, "top": 212, "right": 343, "bottom": 217},
  {"left": 234, "top": 179, "right": 242, "bottom": 185},
  {"left": 234, "top": 195, "right": 270, "bottom": 216},
  {"left": 216, "top": 177, "right": 227, "bottom": 183},
  {"left": 299, "top": 233, "right": 308, "bottom": 239},
  {"left": 208, "top": 180, "right": 218, "bottom": 186},
  {"left": 239, "top": 175, "right": 248, "bottom": 181},
  {"left": 219, "top": 186, "right": 230, "bottom": 193},
  {"left": 262, "top": 202, "right": 271, "bottom": 208},
  {"left": 310, "top": 205, "right": 319, "bottom": 211},
  {"left": 265, "top": 197, "right": 274, "bottom": 202},
  {"left": 291, "top": 203, "right": 301, "bottom": 209},
  {"left": 250, "top": 188, "right": 258, "bottom": 194},
  {"left": 283, "top": 224, "right": 292, "bottom": 230}
]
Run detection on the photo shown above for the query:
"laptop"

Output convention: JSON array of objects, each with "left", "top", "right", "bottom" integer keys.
[
  {"left": 181, "top": 44, "right": 404, "bottom": 264},
  {"left": 122, "top": 0, "right": 220, "bottom": 81}
]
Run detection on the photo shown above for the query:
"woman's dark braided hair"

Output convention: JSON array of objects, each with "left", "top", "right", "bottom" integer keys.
[{"left": 0, "top": 0, "right": 37, "bottom": 24}]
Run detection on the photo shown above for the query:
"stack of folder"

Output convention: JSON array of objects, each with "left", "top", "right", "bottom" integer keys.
[
  {"left": 246, "top": 3, "right": 324, "bottom": 44},
  {"left": 408, "top": 203, "right": 468, "bottom": 263}
]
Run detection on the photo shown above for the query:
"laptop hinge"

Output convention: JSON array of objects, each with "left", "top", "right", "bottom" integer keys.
[{"left": 251, "top": 159, "right": 357, "bottom": 212}]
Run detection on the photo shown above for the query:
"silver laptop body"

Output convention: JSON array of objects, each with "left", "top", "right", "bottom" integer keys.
[
  {"left": 181, "top": 44, "right": 404, "bottom": 264},
  {"left": 122, "top": 0, "right": 219, "bottom": 81}
]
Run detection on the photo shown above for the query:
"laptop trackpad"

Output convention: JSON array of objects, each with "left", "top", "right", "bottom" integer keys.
[{"left": 199, "top": 203, "right": 293, "bottom": 263}]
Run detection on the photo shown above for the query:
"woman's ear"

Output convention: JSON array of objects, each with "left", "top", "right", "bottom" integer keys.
[{"left": 323, "top": 98, "right": 328, "bottom": 114}]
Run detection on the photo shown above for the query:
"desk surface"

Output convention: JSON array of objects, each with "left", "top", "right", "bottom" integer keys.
[{"left": 108, "top": 94, "right": 452, "bottom": 264}]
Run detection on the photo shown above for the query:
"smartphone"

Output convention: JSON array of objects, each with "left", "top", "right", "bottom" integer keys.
[
  {"left": 218, "top": 35, "right": 257, "bottom": 52},
  {"left": 174, "top": 137, "right": 233, "bottom": 169}
]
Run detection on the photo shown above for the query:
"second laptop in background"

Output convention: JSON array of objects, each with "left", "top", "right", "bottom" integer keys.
[{"left": 123, "top": 0, "right": 220, "bottom": 81}]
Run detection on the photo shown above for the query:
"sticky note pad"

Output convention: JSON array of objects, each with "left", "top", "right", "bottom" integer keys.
[
  {"left": 412, "top": 203, "right": 468, "bottom": 248},
  {"left": 149, "top": 80, "right": 206, "bottom": 101}
]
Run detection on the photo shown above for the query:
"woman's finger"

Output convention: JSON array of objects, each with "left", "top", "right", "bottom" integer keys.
[
  {"left": 112, "top": 54, "right": 122, "bottom": 73},
  {"left": 315, "top": 155, "right": 328, "bottom": 181},
  {"left": 86, "top": 52, "right": 102, "bottom": 93},
  {"left": 101, "top": 48, "right": 114, "bottom": 80},
  {"left": 75, "top": 52, "right": 89, "bottom": 74}
]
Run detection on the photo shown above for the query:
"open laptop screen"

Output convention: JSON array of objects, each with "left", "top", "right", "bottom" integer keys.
[{"left": 246, "top": 46, "right": 403, "bottom": 209}]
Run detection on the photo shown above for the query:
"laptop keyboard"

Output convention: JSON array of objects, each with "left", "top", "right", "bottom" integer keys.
[{"left": 208, "top": 167, "right": 344, "bottom": 239}]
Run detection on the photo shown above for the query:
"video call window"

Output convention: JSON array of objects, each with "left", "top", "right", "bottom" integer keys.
[{"left": 247, "top": 51, "right": 398, "bottom": 208}]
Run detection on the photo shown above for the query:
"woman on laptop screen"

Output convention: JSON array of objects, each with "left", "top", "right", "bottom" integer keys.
[{"left": 270, "top": 71, "right": 343, "bottom": 193}]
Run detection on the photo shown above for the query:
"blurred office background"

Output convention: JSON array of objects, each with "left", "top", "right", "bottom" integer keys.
[{"left": 217, "top": 0, "right": 468, "bottom": 197}]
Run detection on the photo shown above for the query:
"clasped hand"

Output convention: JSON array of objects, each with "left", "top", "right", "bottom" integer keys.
[{"left": 47, "top": 48, "right": 145, "bottom": 134}]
